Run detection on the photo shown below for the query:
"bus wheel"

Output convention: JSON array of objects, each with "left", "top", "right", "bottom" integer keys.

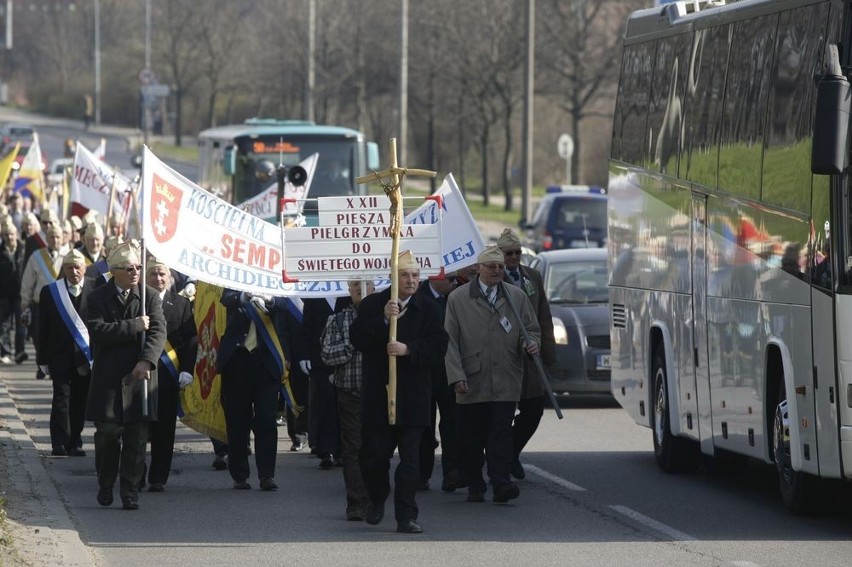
[
  {"left": 651, "top": 343, "right": 699, "bottom": 472},
  {"left": 772, "top": 382, "right": 825, "bottom": 514}
]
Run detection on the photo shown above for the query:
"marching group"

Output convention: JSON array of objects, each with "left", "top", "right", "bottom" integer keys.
[{"left": 1, "top": 190, "right": 556, "bottom": 535}]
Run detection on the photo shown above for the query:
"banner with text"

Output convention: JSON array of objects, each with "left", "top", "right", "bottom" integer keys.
[
  {"left": 71, "top": 142, "right": 132, "bottom": 218},
  {"left": 141, "top": 147, "right": 484, "bottom": 297}
]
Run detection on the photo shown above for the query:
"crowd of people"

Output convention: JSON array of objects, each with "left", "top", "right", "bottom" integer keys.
[{"left": 1, "top": 190, "right": 557, "bottom": 535}]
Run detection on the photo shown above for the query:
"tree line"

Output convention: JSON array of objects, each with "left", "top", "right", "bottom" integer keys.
[{"left": 2, "top": 0, "right": 645, "bottom": 213}]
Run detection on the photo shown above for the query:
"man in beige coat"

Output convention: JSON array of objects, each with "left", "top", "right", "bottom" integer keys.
[{"left": 444, "top": 245, "right": 541, "bottom": 504}]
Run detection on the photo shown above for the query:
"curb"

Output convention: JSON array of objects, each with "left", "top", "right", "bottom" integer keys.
[{"left": 0, "top": 378, "right": 94, "bottom": 567}]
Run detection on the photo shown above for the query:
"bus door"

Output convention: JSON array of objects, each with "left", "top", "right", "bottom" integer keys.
[{"left": 691, "top": 192, "right": 713, "bottom": 454}]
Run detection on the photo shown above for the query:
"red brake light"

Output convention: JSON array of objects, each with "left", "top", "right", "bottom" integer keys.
[{"left": 542, "top": 233, "right": 553, "bottom": 250}]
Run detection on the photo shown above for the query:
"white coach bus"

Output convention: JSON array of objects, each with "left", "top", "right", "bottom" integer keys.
[{"left": 608, "top": 0, "right": 851, "bottom": 513}]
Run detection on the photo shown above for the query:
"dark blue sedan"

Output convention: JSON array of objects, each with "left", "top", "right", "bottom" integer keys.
[{"left": 529, "top": 248, "right": 611, "bottom": 394}]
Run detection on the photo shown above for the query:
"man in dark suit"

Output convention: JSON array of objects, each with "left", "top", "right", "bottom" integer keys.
[
  {"left": 217, "top": 289, "right": 292, "bottom": 492},
  {"left": 144, "top": 258, "right": 198, "bottom": 492},
  {"left": 350, "top": 251, "right": 449, "bottom": 534},
  {"left": 496, "top": 229, "right": 556, "bottom": 479},
  {"left": 0, "top": 220, "right": 26, "bottom": 364},
  {"left": 414, "top": 273, "right": 462, "bottom": 492},
  {"left": 37, "top": 249, "right": 93, "bottom": 456},
  {"left": 85, "top": 243, "right": 166, "bottom": 511}
]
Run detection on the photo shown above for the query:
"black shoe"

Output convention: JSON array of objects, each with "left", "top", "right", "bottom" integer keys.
[
  {"left": 333, "top": 456, "right": 343, "bottom": 467},
  {"left": 396, "top": 520, "right": 423, "bottom": 534},
  {"left": 466, "top": 490, "right": 485, "bottom": 503},
  {"left": 260, "top": 477, "right": 278, "bottom": 491},
  {"left": 493, "top": 483, "right": 520, "bottom": 503},
  {"left": 121, "top": 497, "right": 139, "bottom": 510},
  {"left": 441, "top": 471, "right": 465, "bottom": 492},
  {"left": 51, "top": 447, "right": 67, "bottom": 457},
  {"left": 212, "top": 454, "right": 228, "bottom": 470},
  {"left": 510, "top": 460, "right": 526, "bottom": 480},
  {"left": 36, "top": 368, "right": 45, "bottom": 380},
  {"left": 97, "top": 487, "right": 113, "bottom": 506},
  {"left": 317, "top": 456, "right": 334, "bottom": 470},
  {"left": 418, "top": 480, "right": 430, "bottom": 491},
  {"left": 290, "top": 442, "right": 305, "bottom": 452},
  {"left": 66, "top": 447, "right": 86, "bottom": 457},
  {"left": 14, "top": 352, "right": 28, "bottom": 364},
  {"left": 233, "top": 480, "right": 251, "bottom": 490},
  {"left": 365, "top": 503, "right": 384, "bottom": 525},
  {"left": 148, "top": 483, "right": 164, "bottom": 492}
]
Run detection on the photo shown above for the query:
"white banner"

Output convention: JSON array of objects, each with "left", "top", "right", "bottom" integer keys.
[
  {"left": 237, "top": 153, "right": 318, "bottom": 222},
  {"left": 141, "top": 148, "right": 484, "bottom": 297},
  {"left": 71, "top": 142, "right": 131, "bottom": 217}
]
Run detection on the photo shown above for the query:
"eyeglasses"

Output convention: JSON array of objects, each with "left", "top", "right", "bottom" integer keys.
[
  {"left": 503, "top": 249, "right": 522, "bottom": 257},
  {"left": 117, "top": 265, "right": 143, "bottom": 273}
]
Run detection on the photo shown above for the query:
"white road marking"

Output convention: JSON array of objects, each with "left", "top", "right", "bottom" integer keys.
[
  {"left": 524, "top": 463, "right": 587, "bottom": 491},
  {"left": 609, "top": 504, "right": 697, "bottom": 541}
]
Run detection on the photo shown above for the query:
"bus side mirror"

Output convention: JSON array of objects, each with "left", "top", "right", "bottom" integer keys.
[
  {"left": 366, "top": 142, "right": 380, "bottom": 170},
  {"left": 223, "top": 145, "right": 236, "bottom": 176},
  {"left": 812, "top": 45, "right": 851, "bottom": 175}
]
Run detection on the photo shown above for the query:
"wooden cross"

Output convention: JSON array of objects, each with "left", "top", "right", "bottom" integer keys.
[{"left": 355, "top": 138, "right": 436, "bottom": 425}]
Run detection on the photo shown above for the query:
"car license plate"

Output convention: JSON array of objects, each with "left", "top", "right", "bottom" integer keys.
[{"left": 596, "top": 354, "right": 611, "bottom": 370}]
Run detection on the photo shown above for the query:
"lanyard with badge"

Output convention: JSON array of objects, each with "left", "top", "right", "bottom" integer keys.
[{"left": 485, "top": 287, "right": 513, "bottom": 334}]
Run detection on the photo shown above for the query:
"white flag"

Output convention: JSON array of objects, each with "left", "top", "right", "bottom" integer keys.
[{"left": 70, "top": 142, "right": 131, "bottom": 218}]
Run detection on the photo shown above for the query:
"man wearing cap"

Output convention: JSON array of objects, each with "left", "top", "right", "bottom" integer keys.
[
  {"left": 350, "top": 250, "right": 448, "bottom": 534},
  {"left": 20, "top": 224, "right": 65, "bottom": 379},
  {"left": 80, "top": 223, "right": 105, "bottom": 266},
  {"left": 85, "top": 242, "right": 166, "bottom": 510},
  {"left": 24, "top": 208, "right": 63, "bottom": 263},
  {"left": 0, "top": 221, "right": 26, "bottom": 364},
  {"left": 496, "top": 228, "right": 556, "bottom": 480},
  {"left": 444, "top": 245, "right": 541, "bottom": 504},
  {"left": 37, "top": 249, "right": 93, "bottom": 456},
  {"left": 143, "top": 258, "right": 197, "bottom": 492},
  {"left": 85, "top": 234, "right": 122, "bottom": 288}
]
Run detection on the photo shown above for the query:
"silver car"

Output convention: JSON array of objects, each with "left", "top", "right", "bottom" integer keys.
[{"left": 530, "top": 248, "right": 611, "bottom": 394}]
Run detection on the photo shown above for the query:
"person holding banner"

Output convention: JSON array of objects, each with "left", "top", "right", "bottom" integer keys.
[
  {"left": 37, "top": 249, "right": 93, "bottom": 456},
  {"left": 496, "top": 228, "right": 556, "bottom": 480},
  {"left": 217, "top": 289, "right": 292, "bottom": 492},
  {"left": 85, "top": 242, "right": 166, "bottom": 510},
  {"left": 444, "top": 245, "right": 541, "bottom": 504},
  {"left": 350, "top": 251, "right": 448, "bottom": 534},
  {"left": 144, "top": 258, "right": 198, "bottom": 492},
  {"left": 20, "top": 224, "right": 65, "bottom": 379}
]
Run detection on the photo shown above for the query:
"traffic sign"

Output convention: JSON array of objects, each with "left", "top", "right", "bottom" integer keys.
[
  {"left": 138, "top": 67, "right": 157, "bottom": 85},
  {"left": 557, "top": 133, "right": 574, "bottom": 159}
]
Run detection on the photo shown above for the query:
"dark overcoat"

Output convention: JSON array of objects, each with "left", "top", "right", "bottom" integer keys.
[
  {"left": 37, "top": 278, "right": 93, "bottom": 375},
  {"left": 84, "top": 280, "right": 166, "bottom": 423},
  {"left": 351, "top": 288, "right": 448, "bottom": 427},
  {"left": 158, "top": 290, "right": 198, "bottom": 392}
]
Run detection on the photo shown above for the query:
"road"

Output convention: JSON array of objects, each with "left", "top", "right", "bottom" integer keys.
[{"left": 2, "top": 353, "right": 852, "bottom": 566}]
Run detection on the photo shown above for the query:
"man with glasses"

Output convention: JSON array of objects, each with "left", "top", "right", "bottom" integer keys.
[
  {"left": 85, "top": 243, "right": 166, "bottom": 511},
  {"left": 496, "top": 228, "right": 555, "bottom": 480},
  {"left": 444, "top": 245, "right": 541, "bottom": 504}
]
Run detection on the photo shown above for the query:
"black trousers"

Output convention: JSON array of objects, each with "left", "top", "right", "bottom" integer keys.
[
  {"left": 221, "top": 348, "right": 279, "bottom": 481},
  {"left": 419, "top": 388, "right": 459, "bottom": 482},
  {"left": 49, "top": 366, "right": 90, "bottom": 451},
  {"left": 337, "top": 388, "right": 370, "bottom": 515},
  {"left": 148, "top": 365, "right": 179, "bottom": 485},
  {"left": 512, "top": 395, "right": 545, "bottom": 462},
  {"left": 308, "top": 367, "right": 340, "bottom": 456},
  {"left": 360, "top": 423, "right": 424, "bottom": 524},
  {"left": 457, "top": 401, "right": 517, "bottom": 492},
  {"left": 94, "top": 420, "right": 148, "bottom": 500},
  {"left": 285, "top": 367, "right": 309, "bottom": 444}
]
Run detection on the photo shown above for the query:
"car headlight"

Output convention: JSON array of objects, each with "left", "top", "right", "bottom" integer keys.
[{"left": 552, "top": 317, "right": 568, "bottom": 345}]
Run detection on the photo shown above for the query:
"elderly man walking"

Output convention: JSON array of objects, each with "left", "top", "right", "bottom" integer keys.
[
  {"left": 444, "top": 245, "right": 541, "bottom": 504},
  {"left": 85, "top": 243, "right": 166, "bottom": 510}
]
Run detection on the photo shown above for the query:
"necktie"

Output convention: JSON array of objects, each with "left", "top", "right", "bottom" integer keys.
[
  {"left": 487, "top": 285, "right": 497, "bottom": 305},
  {"left": 68, "top": 284, "right": 80, "bottom": 298},
  {"left": 245, "top": 322, "right": 258, "bottom": 351},
  {"left": 510, "top": 269, "right": 520, "bottom": 283},
  {"left": 118, "top": 289, "right": 129, "bottom": 304}
]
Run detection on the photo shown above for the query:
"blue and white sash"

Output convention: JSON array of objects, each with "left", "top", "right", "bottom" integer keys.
[{"left": 47, "top": 280, "right": 92, "bottom": 366}]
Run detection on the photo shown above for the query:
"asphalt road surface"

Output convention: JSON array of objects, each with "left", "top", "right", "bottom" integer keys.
[{"left": 2, "top": 353, "right": 852, "bottom": 567}]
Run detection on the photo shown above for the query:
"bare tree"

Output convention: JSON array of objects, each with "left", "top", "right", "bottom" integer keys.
[{"left": 537, "top": 0, "right": 641, "bottom": 183}]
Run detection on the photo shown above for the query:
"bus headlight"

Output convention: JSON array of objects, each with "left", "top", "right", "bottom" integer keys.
[{"left": 553, "top": 317, "right": 569, "bottom": 345}]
